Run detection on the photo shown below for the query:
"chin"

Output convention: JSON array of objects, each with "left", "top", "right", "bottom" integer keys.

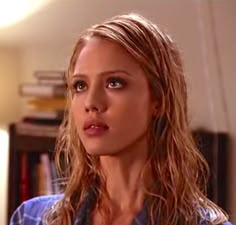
[
  {"left": 85, "top": 147, "right": 116, "bottom": 156},
  {"left": 85, "top": 147, "right": 108, "bottom": 156}
]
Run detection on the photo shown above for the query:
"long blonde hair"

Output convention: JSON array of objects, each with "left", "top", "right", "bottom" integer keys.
[{"left": 45, "top": 13, "right": 228, "bottom": 225}]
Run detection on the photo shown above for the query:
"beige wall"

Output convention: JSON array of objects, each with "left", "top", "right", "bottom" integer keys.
[
  {"left": 21, "top": 44, "right": 71, "bottom": 82},
  {"left": 212, "top": 0, "right": 236, "bottom": 221},
  {"left": 0, "top": 47, "right": 22, "bottom": 225},
  {"left": 0, "top": 47, "right": 22, "bottom": 124}
]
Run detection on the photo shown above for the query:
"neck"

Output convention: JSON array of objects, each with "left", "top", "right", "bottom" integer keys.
[{"left": 98, "top": 137, "right": 151, "bottom": 213}]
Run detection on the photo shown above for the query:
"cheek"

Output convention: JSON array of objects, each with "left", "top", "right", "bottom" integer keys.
[
  {"left": 115, "top": 97, "right": 152, "bottom": 129},
  {"left": 71, "top": 98, "right": 83, "bottom": 126},
  {"left": 71, "top": 99, "right": 77, "bottom": 118}
]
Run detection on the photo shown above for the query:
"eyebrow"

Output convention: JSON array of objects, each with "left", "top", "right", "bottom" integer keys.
[{"left": 72, "top": 69, "right": 132, "bottom": 78}]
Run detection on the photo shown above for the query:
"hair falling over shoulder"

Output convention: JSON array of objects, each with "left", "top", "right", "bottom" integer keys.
[{"left": 44, "top": 13, "right": 229, "bottom": 225}]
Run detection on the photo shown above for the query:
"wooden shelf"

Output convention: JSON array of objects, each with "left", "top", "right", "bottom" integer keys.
[
  {"left": 7, "top": 123, "right": 57, "bottom": 224},
  {"left": 13, "top": 134, "right": 56, "bottom": 152}
]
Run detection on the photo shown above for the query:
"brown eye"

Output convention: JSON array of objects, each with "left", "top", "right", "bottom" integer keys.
[
  {"left": 106, "top": 77, "right": 126, "bottom": 89},
  {"left": 73, "top": 80, "right": 87, "bottom": 92}
]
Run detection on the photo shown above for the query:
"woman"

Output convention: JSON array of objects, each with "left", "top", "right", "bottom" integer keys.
[{"left": 10, "top": 13, "right": 232, "bottom": 225}]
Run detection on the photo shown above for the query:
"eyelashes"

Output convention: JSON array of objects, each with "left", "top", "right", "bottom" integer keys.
[
  {"left": 71, "top": 77, "right": 127, "bottom": 93},
  {"left": 106, "top": 77, "right": 126, "bottom": 88},
  {"left": 72, "top": 80, "right": 87, "bottom": 92}
]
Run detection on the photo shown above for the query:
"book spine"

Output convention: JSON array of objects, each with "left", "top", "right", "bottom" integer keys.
[
  {"left": 19, "top": 84, "right": 66, "bottom": 98},
  {"left": 38, "top": 79, "right": 66, "bottom": 85},
  {"left": 34, "top": 70, "right": 66, "bottom": 80},
  {"left": 24, "top": 110, "right": 64, "bottom": 120},
  {"left": 50, "top": 161, "right": 60, "bottom": 194},
  {"left": 16, "top": 122, "right": 59, "bottom": 137},
  {"left": 40, "top": 154, "right": 53, "bottom": 195},
  {"left": 36, "top": 154, "right": 53, "bottom": 196},
  {"left": 22, "top": 117, "right": 62, "bottom": 126},
  {"left": 29, "top": 156, "right": 38, "bottom": 197},
  {"left": 20, "top": 153, "right": 30, "bottom": 202}
]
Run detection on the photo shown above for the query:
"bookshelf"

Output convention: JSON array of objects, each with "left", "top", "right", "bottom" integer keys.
[
  {"left": 7, "top": 70, "right": 66, "bottom": 224},
  {"left": 7, "top": 123, "right": 56, "bottom": 223},
  {"left": 193, "top": 129, "right": 229, "bottom": 211}
]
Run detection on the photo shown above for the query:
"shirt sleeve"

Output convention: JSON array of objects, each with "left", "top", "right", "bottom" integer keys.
[
  {"left": 10, "top": 202, "right": 25, "bottom": 225},
  {"left": 9, "top": 195, "right": 63, "bottom": 225}
]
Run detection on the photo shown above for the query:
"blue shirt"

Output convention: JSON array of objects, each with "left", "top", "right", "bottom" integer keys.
[{"left": 10, "top": 194, "right": 233, "bottom": 225}]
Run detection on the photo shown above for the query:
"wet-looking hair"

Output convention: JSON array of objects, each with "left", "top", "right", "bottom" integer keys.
[{"left": 45, "top": 13, "right": 228, "bottom": 225}]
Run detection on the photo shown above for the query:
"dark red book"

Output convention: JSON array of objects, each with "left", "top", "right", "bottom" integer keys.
[{"left": 19, "top": 153, "right": 30, "bottom": 202}]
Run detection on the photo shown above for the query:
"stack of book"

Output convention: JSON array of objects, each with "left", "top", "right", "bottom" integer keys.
[{"left": 16, "top": 70, "right": 67, "bottom": 137}]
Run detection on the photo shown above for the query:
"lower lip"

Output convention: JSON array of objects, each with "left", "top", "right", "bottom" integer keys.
[{"left": 84, "top": 126, "right": 108, "bottom": 136}]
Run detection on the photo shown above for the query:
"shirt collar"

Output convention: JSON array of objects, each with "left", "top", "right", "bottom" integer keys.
[{"left": 73, "top": 188, "right": 149, "bottom": 225}]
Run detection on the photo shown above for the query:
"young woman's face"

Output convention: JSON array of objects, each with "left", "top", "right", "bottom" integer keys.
[{"left": 71, "top": 37, "right": 156, "bottom": 156}]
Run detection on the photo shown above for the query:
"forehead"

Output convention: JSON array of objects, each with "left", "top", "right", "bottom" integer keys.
[{"left": 74, "top": 37, "right": 141, "bottom": 74}]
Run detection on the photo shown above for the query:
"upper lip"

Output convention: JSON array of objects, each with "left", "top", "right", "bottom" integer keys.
[{"left": 83, "top": 119, "right": 109, "bottom": 130}]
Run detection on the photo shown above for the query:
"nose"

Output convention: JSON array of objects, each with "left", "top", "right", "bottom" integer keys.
[{"left": 84, "top": 85, "right": 107, "bottom": 113}]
